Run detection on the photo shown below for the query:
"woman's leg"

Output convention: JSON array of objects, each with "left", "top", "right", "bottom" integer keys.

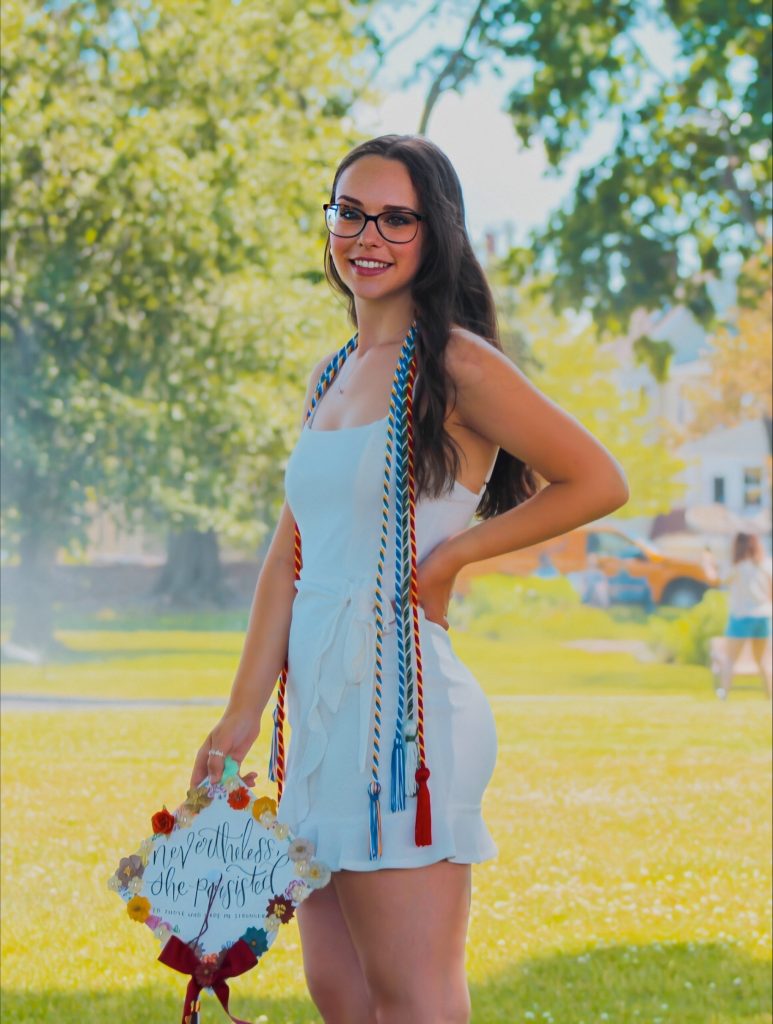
[
  {"left": 296, "top": 881, "right": 375, "bottom": 1024},
  {"left": 719, "top": 637, "right": 746, "bottom": 694},
  {"left": 750, "top": 637, "right": 772, "bottom": 698},
  {"left": 333, "top": 860, "right": 473, "bottom": 1024}
]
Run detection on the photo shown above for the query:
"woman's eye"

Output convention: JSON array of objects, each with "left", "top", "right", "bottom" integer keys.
[
  {"left": 339, "top": 206, "right": 363, "bottom": 221},
  {"left": 384, "top": 213, "right": 410, "bottom": 226}
]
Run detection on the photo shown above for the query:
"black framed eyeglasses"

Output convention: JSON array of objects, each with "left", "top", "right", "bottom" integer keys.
[{"left": 323, "top": 203, "right": 425, "bottom": 244}]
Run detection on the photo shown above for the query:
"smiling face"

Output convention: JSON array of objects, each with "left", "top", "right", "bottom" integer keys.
[{"left": 328, "top": 155, "right": 424, "bottom": 305}]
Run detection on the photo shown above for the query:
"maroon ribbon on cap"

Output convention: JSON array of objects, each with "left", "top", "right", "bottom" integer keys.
[{"left": 159, "top": 936, "right": 257, "bottom": 1024}]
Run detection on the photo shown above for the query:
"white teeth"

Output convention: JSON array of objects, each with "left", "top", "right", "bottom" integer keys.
[{"left": 353, "top": 260, "right": 390, "bottom": 268}]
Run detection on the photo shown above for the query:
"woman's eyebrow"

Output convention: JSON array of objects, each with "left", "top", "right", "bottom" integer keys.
[{"left": 336, "top": 194, "right": 416, "bottom": 211}]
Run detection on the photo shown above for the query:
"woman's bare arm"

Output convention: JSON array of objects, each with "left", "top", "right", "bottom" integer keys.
[
  {"left": 223, "top": 501, "right": 298, "bottom": 719},
  {"left": 441, "top": 329, "right": 630, "bottom": 573},
  {"left": 190, "top": 350, "right": 335, "bottom": 786}
]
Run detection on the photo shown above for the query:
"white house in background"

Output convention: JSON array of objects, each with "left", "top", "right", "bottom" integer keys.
[
  {"left": 680, "top": 418, "right": 771, "bottom": 515},
  {"left": 611, "top": 284, "right": 772, "bottom": 535}
]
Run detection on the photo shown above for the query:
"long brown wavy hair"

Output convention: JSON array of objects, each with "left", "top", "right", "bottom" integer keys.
[
  {"left": 733, "top": 532, "right": 764, "bottom": 563},
  {"left": 323, "top": 134, "right": 536, "bottom": 519}
]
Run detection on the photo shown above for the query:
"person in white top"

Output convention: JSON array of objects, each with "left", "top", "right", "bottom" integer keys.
[{"left": 717, "top": 532, "right": 772, "bottom": 699}]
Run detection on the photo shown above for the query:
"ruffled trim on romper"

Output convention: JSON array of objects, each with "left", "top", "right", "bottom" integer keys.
[
  {"left": 279, "top": 573, "right": 498, "bottom": 872},
  {"left": 295, "top": 804, "right": 498, "bottom": 873}
]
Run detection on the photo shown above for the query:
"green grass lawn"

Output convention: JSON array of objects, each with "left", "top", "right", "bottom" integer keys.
[
  {"left": 1, "top": 625, "right": 771, "bottom": 1023},
  {"left": 1, "top": 625, "right": 715, "bottom": 701}
]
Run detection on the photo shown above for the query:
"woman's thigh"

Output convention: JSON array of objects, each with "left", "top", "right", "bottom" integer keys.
[
  {"left": 333, "top": 860, "right": 472, "bottom": 1016},
  {"left": 750, "top": 636, "right": 771, "bottom": 666},
  {"left": 723, "top": 637, "right": 747, "bottom": 665},
  {"left": 296, "top": 881, "right": 374, "bottom": 1024}
]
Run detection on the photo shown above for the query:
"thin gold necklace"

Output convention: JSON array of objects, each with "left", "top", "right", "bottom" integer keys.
[{"left": 338, "top": 332, "right": 410, "bottom": 393}]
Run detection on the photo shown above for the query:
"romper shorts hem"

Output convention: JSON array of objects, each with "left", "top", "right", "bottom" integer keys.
[
  {"left": 726, "top": 615, "right": 772, "bottom": 640},
  {"left": 279, "top": 803, "right": 498, "bottom": 874}
]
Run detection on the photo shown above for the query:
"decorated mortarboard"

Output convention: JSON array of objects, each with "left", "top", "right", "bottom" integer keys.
[{"left": 109, "top": 755, "right": 329, "bottom": 1024}]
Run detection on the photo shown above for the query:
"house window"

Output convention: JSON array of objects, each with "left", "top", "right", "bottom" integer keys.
[
  {"left": 713, "top": 477, "right": 726, "bottom": 504},
  {"left": 743, "top": 467, "right": 763, "bottom": 508}
]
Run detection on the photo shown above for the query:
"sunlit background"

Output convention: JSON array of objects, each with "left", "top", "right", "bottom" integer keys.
[{"left": 1, "top": 2, "right": 771, "bottom": 1022}]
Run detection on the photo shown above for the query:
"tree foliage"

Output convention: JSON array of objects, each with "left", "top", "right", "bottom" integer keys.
[
  {"left": 1, "top": 0, "right": 366, "bottom": 561},
  {"left": 379, "top": 0, "right": 771, "bottom": 335},
  {"left": 492, "top": 280, "right": 687, "bottom": 518},
  {"left": 684, "top": 249, "right": 773, "bottom": 436},
  {"left": 1, "top": 0, "right": 367, "bottom": 645}
]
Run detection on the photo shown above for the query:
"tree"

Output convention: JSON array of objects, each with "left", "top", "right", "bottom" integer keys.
[
  {"left": 374, "top": 0, "right": 771, "bottom": 353},
  {"left": 492, "top": 279, "right": 687, "bottom": 518},
  {"left": 1, "top": 0, "right": 367, "bottom": 651},
  {"left": 683, "top": 250, "right": 773, "bottom": 436}
]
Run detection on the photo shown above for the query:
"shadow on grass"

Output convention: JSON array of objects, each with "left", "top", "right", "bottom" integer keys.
[
  {"left": 0, "top": 987, "right": 320, "bottom": 1024},
  {"left": 3, "top": 941, "right": 770, "bottom": 1024},
  {"left": 470, "top": 940, "right": 772, "bottom": 1023}
]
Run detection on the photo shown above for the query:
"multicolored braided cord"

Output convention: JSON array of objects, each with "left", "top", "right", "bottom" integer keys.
[{"left": 268, "top": 323, "right": 432, "bottom": 857}]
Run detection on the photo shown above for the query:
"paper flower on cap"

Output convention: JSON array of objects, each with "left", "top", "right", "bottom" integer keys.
[
  {"left": 116, "top": 854, "right": 144, "bottom": 884},
  {"left": 175, "top": 806, "right": 195, "bottom": 829},
  {"left": 151, "top": 808, "right": 175, "bottom": 835},
  {"left": 242, "top": 927, "right": 269, "bottom": 957},
  {"left": 266, "top": 896, "right": 295, "bottom": 923},
  {"left": 137, "top": 838, "right": 155, "bottom": 865},
  {"left": 153, "top": 922, "right": 173, "bottom": 945},
  {"left": 227, "top": 787, "right": 250, "bottom": 810},
  {"left": 287, "top": 838, "right": 314, "bottom": 862},
  {"left": 185, "top": 787, "right": 214, "bottom": 813},
  {"left": 304, "top": 860, "right": 332, "bottom": 889},
  {"left": 127, "top": 895, "right": 151, "bottom": 922},
  {"left": 285, "top": 879, "right": 310, "bottom": 903},
  {"left": 252, "top": 796, "right": 277, "bottom": 823}
]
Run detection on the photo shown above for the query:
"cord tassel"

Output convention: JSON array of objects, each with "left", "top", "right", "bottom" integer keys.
[
  {"left": 267, "top": 704, "right": 280, "bottom": 783},
  {"left": 415, "top": 766, "right": 432, "bottom": 846},
  {"left": 368, "top": 781, "right": 383, "bottom": 860},
  {"left": 404, "top": 721, "right": 419, "bottom": 797},
  {"left": 390, "top": 733, "right": 406, "bottom": 812}
]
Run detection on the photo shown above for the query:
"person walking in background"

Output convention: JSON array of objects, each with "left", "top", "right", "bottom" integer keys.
[
  {"left": 580, "top": 553, "right": 610, "bottom": 608},
  {"left": 717, "top": 532, "right": 772, "bottom": 700}
]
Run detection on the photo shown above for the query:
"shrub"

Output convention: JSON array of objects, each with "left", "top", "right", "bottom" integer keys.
[
  {"left": 648, "top": 590, "right": 729, "bottom": 665},
  {"left": 451, "top": 573, "right": 623, "bottom": 640}
]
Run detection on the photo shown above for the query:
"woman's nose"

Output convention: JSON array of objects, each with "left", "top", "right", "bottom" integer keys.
[{"left": 358, "top": 218, "right": 383, "bottom": 245}]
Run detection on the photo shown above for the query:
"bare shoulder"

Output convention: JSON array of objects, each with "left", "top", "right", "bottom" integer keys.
[
  {"left": 445, "top": 325, "right": 520, "bottom": 389},
  {"left": 443, "top": 325, "right": 628, "bottom": 508},
  {"left": 299, "top": 349, "right": 338, "bottom": 426},
  {"left": 308, "top": 349, "right": 339, "bottom": 386}
]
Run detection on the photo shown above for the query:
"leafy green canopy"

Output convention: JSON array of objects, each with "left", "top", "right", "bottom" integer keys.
[
  {"left": 1, "top": 0, "right": 366, "bottom": 556},
  {"left": 391, "top": 0, "right": 771, "bottom": 332}
]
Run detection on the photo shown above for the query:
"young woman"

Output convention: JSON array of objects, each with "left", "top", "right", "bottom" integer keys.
[
  {"left": 717, "top": 532, "right": 772, "bottom": 699},
  {"left": 189, "top": 134, "right": 629, "bottom": 1024}
]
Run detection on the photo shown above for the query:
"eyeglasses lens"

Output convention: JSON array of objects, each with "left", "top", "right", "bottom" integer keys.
[{"left": 325, "top": 206, "right": 419, "bottom": 243}]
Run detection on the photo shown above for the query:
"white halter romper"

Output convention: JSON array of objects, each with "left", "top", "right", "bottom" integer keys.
[{"left": 279, "top": 402, "right": 498, "bottom": 871}]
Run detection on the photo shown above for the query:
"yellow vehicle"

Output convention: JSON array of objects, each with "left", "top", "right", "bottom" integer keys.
[{"left": 454, "top": 525, "right": 715, "bottom": 608}]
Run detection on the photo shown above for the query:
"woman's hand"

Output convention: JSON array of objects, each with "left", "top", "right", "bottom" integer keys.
[
  {"left": 189, "top": 705, "right": 263, "bottom": 789},
  {"left": 416, "top": 541, "right": 461, "bottom": 630}
]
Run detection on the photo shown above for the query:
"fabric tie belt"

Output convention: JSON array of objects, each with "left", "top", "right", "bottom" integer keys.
[{"left": 286, "top": 573, "right": 399, "bottom": 821}]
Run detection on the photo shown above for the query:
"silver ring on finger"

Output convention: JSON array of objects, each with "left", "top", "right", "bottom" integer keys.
[{"left": 208, "top": 748, "right": 227, "bottom": 758}]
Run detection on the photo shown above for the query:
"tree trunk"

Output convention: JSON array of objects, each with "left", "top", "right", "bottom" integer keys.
[
  {"left": 8, "top": 529, "right": 58, "bottom": 655},
  {"left": 152, "top": 528, "right": 235, "bottom": 607}
]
